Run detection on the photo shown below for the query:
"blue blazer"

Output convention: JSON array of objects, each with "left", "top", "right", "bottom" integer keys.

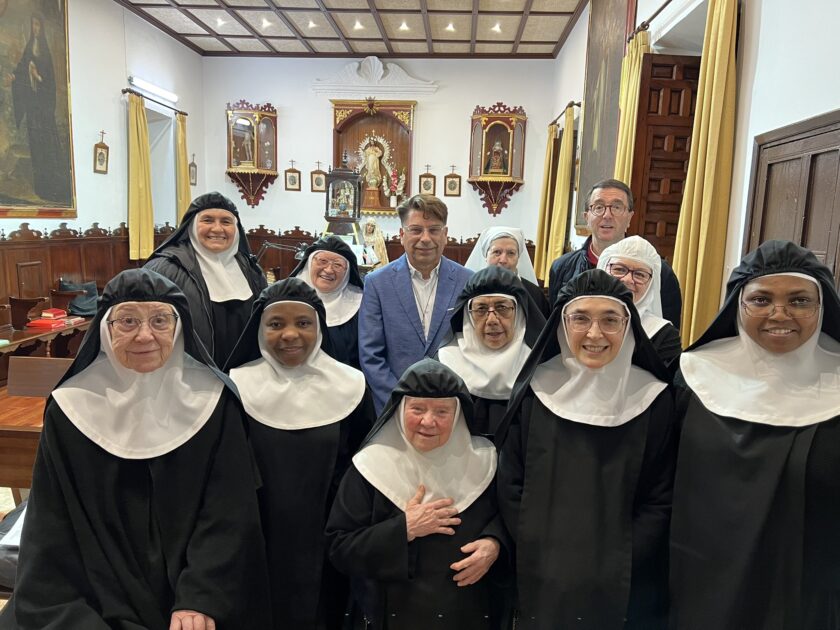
[{"left": 359, "top": 254, "right": 473, "bottom": 412}]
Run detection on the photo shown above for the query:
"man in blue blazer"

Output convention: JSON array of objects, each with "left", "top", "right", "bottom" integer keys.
[{"left": 359, "top": 194, "right": 473, "bottom": 411}]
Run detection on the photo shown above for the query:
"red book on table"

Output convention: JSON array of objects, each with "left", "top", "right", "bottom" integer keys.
[
  {"left": 41, "top": 308, "right": 68, "bottom": 319},
  {"left": 25, "top": 318, "right": 69, "bottom": 330}
]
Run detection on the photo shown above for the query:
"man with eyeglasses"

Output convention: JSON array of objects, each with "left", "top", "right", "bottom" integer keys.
[
  {"left": 359, "top": 194, "right": 473, "bottom": 411},
  {"left": 548, "top": 178, "right": 682, "bottom": 327}
]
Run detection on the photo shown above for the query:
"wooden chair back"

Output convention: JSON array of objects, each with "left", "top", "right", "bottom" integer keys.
[{"left": 7, "top": 357, "right": 74, "bottom": 398}]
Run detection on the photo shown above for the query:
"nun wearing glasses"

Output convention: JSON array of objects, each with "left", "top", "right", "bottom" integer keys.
[
  {"left": 669, "top": 240, "right": 840, "bottom": 630},
  {"left": 290, "top": 235, "right": 365, "bottom": 369},
  {"left": 496, "top": 269, "right": 675, "bottom": 630},
  {"left": 596, "top": 236, "right": 682, "bottom": 373},
  {"left": 0, "top": 269, "right": 271, "bottom": 630},
  {"left": 437, "top": 265, "right": 545, "bottom": 438}
]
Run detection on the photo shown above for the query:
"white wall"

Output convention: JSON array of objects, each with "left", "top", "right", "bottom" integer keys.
[
  {"left": 201, "top": 56, "right": 556, "bottom": 241},
  {"left": 0, "top": 0, "right": 204, "bottom": 233},
  {"left": 551, "top": 4, "right": 590, "bottom": 250},
  {"left": 725, "top": 0, "right": 840, "bottom": 281}
]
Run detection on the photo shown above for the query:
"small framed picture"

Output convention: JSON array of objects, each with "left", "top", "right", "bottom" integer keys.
[
  {"left": 310, "top": 169, "right": 327, "bottom": 193},
  {"left": 418, "top": 172, "right": 436, "bottom": 196},
  {"left": 285, "top": 168, "right": 301, "bottom": 191},
  {"left": 93, "top": 142, "right": 109, "bottom": 174},
  {"left": 189, "top": 154, "right": 197, "bottom": 186},
  {"left": 444, "top": 173, "right": 461, "bottom": 197}
]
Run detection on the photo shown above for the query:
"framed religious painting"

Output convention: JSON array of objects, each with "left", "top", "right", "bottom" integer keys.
[
  {"left": 444, "top": 173, "right": 461, "bottom": 197},
  {"left": 93, "top": 141, "right": 109, "bottom": 175},
  {"left": 285, "top": 167, "right": 301, "bottom": 191},
  {"left": 0, "top": 2, "right": 76, "bottom": 217},
  {"left": 418, "top": 172, "right": 436, "bottom": 196},
  {"left": 311, "top": 168, "right": 327, "bottom": 193},
  {"left": 189, "top": 154, "right": 197, "bottom": 186}
]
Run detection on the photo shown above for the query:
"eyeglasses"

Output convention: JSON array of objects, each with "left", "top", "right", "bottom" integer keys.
[
  {"left": 607, "top": 263, "right": 653, "bottom": 284},
  {"left": 740, "top": 298, "right": 821, "bottom": 319},
  {"left": 469, "top": 304, "right": 516, "bottom": 320},
  {"left": 311, "top": 256, "right": 348, "bottom": 272},
  {"left": 588, "top": 203, "right": 629, "bottom": 216},
  {"left": 107, "top": 313, "right": 179, "bottom": 334},
  {"left": 403, "top": 225, "right": 445, "bottom": 237},
  {"left": 564, "top": 313, "right": 628, "bottom": 334}
]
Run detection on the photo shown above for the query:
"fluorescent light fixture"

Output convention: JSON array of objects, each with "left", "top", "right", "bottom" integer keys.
[
  {"left": 491, "top": 22, "right": 502, "bottom": 33},
  {"left": 308, "top": 19, "right": 317, "bottom": 28},
  {"left": 353, "top": 19, "right": 364, "bottom": 30},
  {"left": 261, "top": 18, "right": 271, "bottom": 29},
  {"left": 128, "top": 76, "right": 179, "bottom": 104},
  {"left": 445, "top": 22, "right": 455, "bottom": 32},
  {"left": 399, "top": 21, "right": 409, "bottom": 31}
]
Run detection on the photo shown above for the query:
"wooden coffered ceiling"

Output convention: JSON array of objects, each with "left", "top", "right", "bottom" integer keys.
[{"left": 113, "top": 0, "right": 588, "bottom": 59}]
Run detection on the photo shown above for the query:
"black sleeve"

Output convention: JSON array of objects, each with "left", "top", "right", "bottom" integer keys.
[
  {"left": 650, "top": 324, "right": 683, "bottom": 378},
  {"left": 496, "top": 398, "right": 530, "bottom": 542},
  {"left": 478, "top": 484, "right": 514, "bottom": 571},
  {"left": 548, "top": 259, "right": 562, "bottom": 307},
  {"left": 6, "top": 409, "right": 113, "bottom": 630},
  {"left": 172, "top": 398, "right": 272, "bottom": 627},
  {"left": 326, "top": 464, "right": 411, "bottom": 582},
  {"left": 332, "top": 390, "right": 377, "bottom": 498},
  {"left": 659, "top": 260, "right": 683, "bottom": 328},
  {"left": 632, "top": 390, "right": 677, "bottom": 566}
]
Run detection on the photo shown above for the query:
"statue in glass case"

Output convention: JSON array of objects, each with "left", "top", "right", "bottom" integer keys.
[{"left": 225, "top": 100, "right": 278, "bottom": 207}]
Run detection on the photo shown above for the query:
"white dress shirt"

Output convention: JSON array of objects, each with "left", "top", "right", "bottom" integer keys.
[{"left": 408, "top": 260, "right": 441, "bottom": 340}]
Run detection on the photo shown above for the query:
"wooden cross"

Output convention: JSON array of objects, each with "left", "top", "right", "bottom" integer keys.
[
  {"left": 191, "top": 153, "right": 195, "bottom": 162},
  {"left": 424, "top": 163, "right": 431, "bottom": 173},
  {"left": 450, "top": 164, "right": 457, "bottom": 174},
  {"left": 316, "top": 160, "right": 323, "bottom": 171},
  {"left": 99, "top": 130, "right": 106, "bottom": 143},
  {"left": 289, "top": 159, "right": 296, "bottom": 169}
]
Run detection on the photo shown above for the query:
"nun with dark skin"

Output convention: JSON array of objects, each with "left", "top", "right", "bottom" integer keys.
[
  {"left": 224, "top": 278, "right": 375, "bottom": 630},
  {"left": 496, "top": 269, "right": 675, "bottom": 630},
  {"left": 290, "top": 236, "right": 365, "bottom": 369},
  {"left": 0, "top": 269, "right": 272, "bottom": 630},
  {"left": 145, "top": 192, "right": 267, "bottom": 367},
  {"left": 436, "top": 265, "right": 545, "bottom": 438},
  {"left": 326, "top": 359, "right": 512, "bottom": 630},
  {"left": 669, "top": 240, "right": 840, "bottom": 630}
]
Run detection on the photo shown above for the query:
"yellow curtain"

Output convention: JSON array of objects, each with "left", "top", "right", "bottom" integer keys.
[
  {"left": 614, "top": 30, "right": 651, "bottom": 183},
  {"left": 672, "top": 0, "right": 738, "bottom": 345},
  {"left": 534, "top": 123, "right": 560, "bottom": 282},
  {"left": 543, "top": 106, "right": 576, "bottom": 290},
  {"left": 127, "top": 93, "right": 155, "bottom": 260},
  {"left": 175, "top": 113, "right": 191, "bottom": 224}
]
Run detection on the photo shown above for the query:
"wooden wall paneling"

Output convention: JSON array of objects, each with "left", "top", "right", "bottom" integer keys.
[
  {"left": 49, "top": 241, "right": 86, "bottom": 286},
  {"left": 79, "top": 240, "right": 119, "bottom": 289}
]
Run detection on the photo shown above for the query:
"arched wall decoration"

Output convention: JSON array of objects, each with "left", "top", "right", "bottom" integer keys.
[{"left": 313, "top": 56, "right": 437, "bottom": 97}]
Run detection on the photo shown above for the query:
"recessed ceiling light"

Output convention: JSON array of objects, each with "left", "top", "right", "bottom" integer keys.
[
  {"left": 491, "top": 22, "right": 502, "bottom": 33},
  {"left": 353, "top": 19, "right": 364, "bottom": 30},
  {"left": 445, "top": 23, "right": 455, "bottom": 32},
  {"left": 308, "top": 19, "right": 317, "bottom": 29},
  {"left": 216, "top": 17, "right": 226, "bottom": 27},
  {"left": 261, "top": 18, "right": 271, "bottom": 29},
  {"left": 399, "top": 21, "right": 410, "bottom": 31}
]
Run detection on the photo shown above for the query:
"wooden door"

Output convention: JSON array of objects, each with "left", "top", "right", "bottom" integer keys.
[
  {"left": 628, "top": 54, "right": 701, "bottom": 262},
  {"left": 744, "top": 110, "right": 840, "bottom": 287}
]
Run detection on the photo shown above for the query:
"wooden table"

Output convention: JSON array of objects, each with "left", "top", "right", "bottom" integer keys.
[
  {"left": 0, "top": 320, "right": 90, "bottom": 387},
  {"left": 0, "top": 389, "right": 44, "bottom": 500}
]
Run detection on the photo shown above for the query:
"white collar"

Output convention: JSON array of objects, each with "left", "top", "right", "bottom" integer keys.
[
  {"left": 408, "top": 259, "right": 441, "bottom": 281},
  {"left": 295, "top": 258, "right": 363, "bottom": 327},
  {"left": 438, "top": 293, "right": 531, "bottom": 400},
  {"left": 681, "top": 275, "right": 840, "bottom": 426},
  {"left": 530, "top": 297, "right": 667, "bottom": 426},
  {"left": 352, "top": 398, "right": 497, "bottom": 513},
  {"left": 188, "top": 220, "right": 253, "bottom": 302},
  {"left": 229, "top": 301, "right": 366, "bottom": 429},
  {"left": 52, "top": 309, "right": 224, "bottom": 459}
]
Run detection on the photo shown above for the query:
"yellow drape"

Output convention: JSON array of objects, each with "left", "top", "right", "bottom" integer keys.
[
  {"left": 127, "top": 93, "right": 155, "bottom": 260},
  {"left": 543, "top": 107, "right": 576, "bottom": 290},
  {"left": 534, "top": 123, "right": 560, "bottom": 282},
  {"left": 614, "top": 30, "right": 651, "bottom": 183},
  {"left": 672, "top": 0, "right": 738, "bottom": 345},
  {"left": 175, "top": 113, "right": 191, "bottom": 224}
]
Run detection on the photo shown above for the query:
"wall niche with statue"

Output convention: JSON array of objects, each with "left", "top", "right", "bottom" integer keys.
[{"left": 331, "top": 99, "right": 415, "bottom": 215}]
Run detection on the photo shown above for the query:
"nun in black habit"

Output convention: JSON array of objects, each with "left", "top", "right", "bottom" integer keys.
[
  {"left": 669, "top": 240, "right": 840, "bottom": 630},
  {"left": 326, "top": 359, "right": 512, "bottom": 630},
  {"left": 145, "top": 191, "right": 267, "bottom": 366},
  {"left": 225, "top": 277, "right": 375, "bottom": 630},
  {"left": 290, "top": 235, "right": 365, "bottom": 369},
  {"left": 0, "top": 268, "right": 272, "bottom": 630},
  {"left": 496, "top": 269, "right": 675, "bottom": 630},
  {"left": 437, "top": 265, "right": 546, "bottom": 438}
]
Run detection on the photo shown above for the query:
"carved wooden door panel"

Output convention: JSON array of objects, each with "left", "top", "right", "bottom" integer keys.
[
  {"left": 745, "top": 123, "right": 840, "bottom": 288},
  {"left": 628, "top": 54, "right": 701, "bottom": 262}
]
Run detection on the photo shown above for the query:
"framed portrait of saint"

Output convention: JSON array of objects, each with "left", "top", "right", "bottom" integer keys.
[
  {"left": 0, "top": 1, "right": 76, "bottom": 217},
  {"left": 444, "top": 173, "right": 461, "bottom": 197},
  {"left": 418, "top": 172, "right": 436, "bottom": 197},
  {"left": 285, "top": 168, "right": 301, "bottom": 192},
  {"left": 311, "top": 169, "right": 327, "bottom": 193}
]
